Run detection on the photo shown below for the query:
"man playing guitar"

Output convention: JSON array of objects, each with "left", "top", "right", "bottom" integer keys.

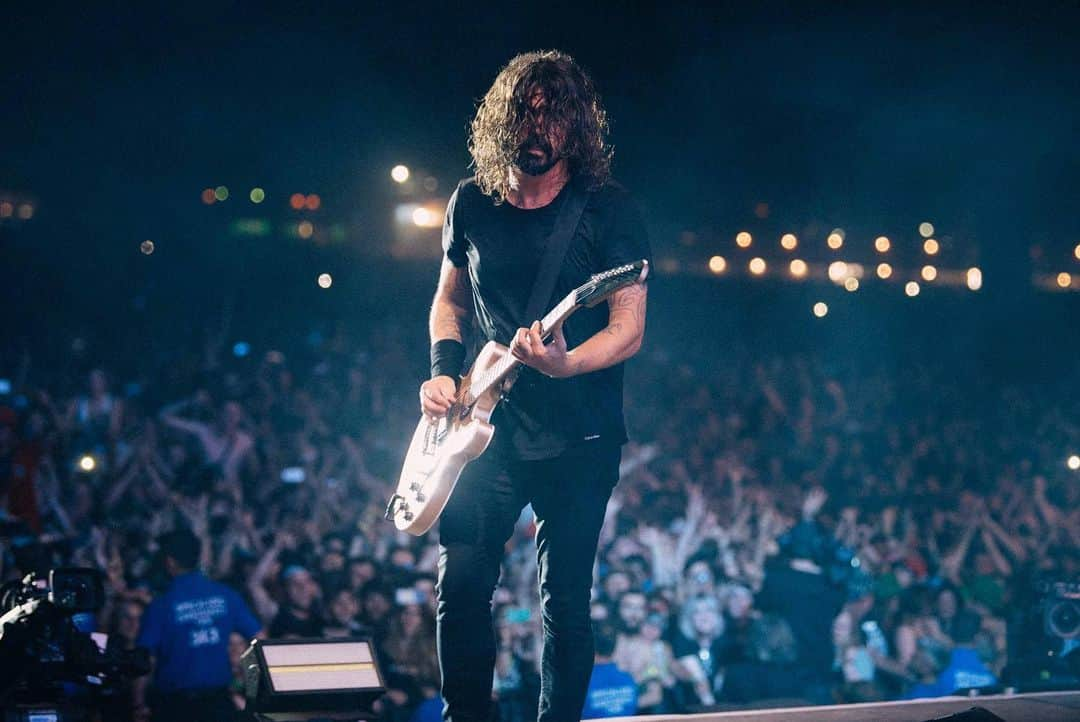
[{"left": 419, "top": 50, "right": 650, "bottom": 722}]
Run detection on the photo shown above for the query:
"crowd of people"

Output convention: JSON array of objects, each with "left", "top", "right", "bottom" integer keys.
[{"left": 1, "top": 296, "right": 1079, "bottom": 720}]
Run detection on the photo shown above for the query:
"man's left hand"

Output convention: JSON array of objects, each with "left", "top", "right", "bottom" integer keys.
[{"left": 509, "top": 321, "right": 572, "bottom": 378}]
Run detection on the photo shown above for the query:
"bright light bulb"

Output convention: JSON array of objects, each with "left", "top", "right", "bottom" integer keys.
[
  {"left": 921, "top": 265, "right": 938, "bottom": 282},
  {"left": 905, "top": 281, "right": 921, "bottom": 297},
  {"left": 827, "top": 232, "right": 843, "bottom": 250},
  {"left": 828, "top": 261, "right": 848, "bottom": 282},
  {"left": 844, "top": 277, "right": 859, "bottom": 292},
  {"left": 708, "top": 256, "right": 727, "bottom": 274},
  {"left": 79, "top": 455, "right": 96, "bottom": 472},
  {"left": 877, "top": 263, "right": 893, "bottom": 279},
  {"left": 967, "top": 267, "right": 982, "bottom": 291},
  {"left": 875, "top": 236, "right": 891, "bottom": 253},
  {"left": 781, "top": 233, "right": 797, "bottom": 250},
  {"left": 1068, "top": 455, "right": 1080, "bottom": 471},
  {"left": 749, "top": 257, "right": 766, "bottom": 275},
  {"left": 919, "top": 222, "right": 934, "bottom": 238},
  {"left": 735, "top": 231, "right": 752, "bottom": 248},
  {"left": 924, "top": 238, "right": 940, "bottom": 255},
  {"left": 789, "top": 259, "right": 807, "bottom": 278},
  {"left": 391, "top": 165, "right": 410, "bottom": 183},
  {"left": 317, "top": 273, "right": 333, "bottom": 289},
  {"left": 813, "top": 302, "right": 828, "bottom": 318}
]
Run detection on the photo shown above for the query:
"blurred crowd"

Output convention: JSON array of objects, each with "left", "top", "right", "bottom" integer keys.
[{"left": 2, "top": 305, "right": 1079, "bottom": 720}]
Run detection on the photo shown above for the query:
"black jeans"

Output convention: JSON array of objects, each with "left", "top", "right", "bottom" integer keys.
[{"left": 435, "top": 442, "right": 621, "bottom": 722}]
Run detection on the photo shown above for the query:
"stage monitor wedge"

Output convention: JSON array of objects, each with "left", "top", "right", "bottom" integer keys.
[{"left": 241, "top": 638, "right": 385, "bottom": 721}]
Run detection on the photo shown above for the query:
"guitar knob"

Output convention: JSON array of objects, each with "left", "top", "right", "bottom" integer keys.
[
  {"left": 403, "top": 512, "right": 414, "bottom": 522},
  {"left": 409, "top": 482, "right": 422, "bottom": 491},
  {"left": 414, "top": 492, "right": 426, "bottom": 502}
]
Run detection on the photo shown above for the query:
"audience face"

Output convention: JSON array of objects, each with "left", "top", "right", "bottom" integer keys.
[
  {"left": 726, "top": 586, "right": 753, "bottom": 620},
  {"left": 602, "top": 571, "right": 631, "bottom": 600},
  {"left": 691, "top": 603, "right": 723, "bottom": 639},
  {"left": 618, "top": 592, "right": 648, "bottom": 634},
  {"left": 348, "top": 560, "right": 377, "bottom": 590},
  {"left": 285, "top": 570, "right": 317, "bottom": 611},
  {"left": 330, "top": 589, "right": 360, "bottom": 625}
]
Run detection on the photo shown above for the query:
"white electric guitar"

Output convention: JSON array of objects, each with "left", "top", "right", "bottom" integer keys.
[{"left": 385, "top": 259, "right": 650, "bottom": 535}]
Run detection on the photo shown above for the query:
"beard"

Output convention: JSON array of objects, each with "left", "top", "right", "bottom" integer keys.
[{"left": 514, "top": 137, "right": 560, "bottom": 176}]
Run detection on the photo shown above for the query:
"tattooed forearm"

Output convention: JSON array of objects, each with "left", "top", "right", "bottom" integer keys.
[{"left": 559, "top": 281, "right": 648, "bottom": 376}]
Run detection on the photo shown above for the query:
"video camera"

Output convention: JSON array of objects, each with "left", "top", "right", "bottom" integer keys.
[{"left": 0, "top": 567, "right": 151, "bottom": 721}]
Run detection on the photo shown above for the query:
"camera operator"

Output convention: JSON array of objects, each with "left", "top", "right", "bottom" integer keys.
[{"left": 133, "top": 528, "right": 264, "bottom": 722}]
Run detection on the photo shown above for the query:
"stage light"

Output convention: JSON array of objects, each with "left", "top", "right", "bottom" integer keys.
[
  {"left": 967, "top": 267, "right": 982, "bottom": 291},
  {"left": 16, "top": 204, "right": 33, "bottom": 220},
  {"left": 412, "top": 207, "right": 441, "bottom": 228},
  {"left": 78, "top": 455, "right": 96, "bottom": 472},
  {"left": 813, "top": 302, "right": 828, "bottom": 318},
  {"left": 923, "top": 238, "right": 940, "bottom": 255},
  {"left": 305, "top": 194, "right": 321, "bottom": 211},
  {"left": 844, "top": 277, "right": 859, "bottom": 292},
  {"left": 735, "top": 231, "right": 752, "bottom": 248},
  {"left": 919, "top": 222, "right": 934, "bottom": 238},
  {"left": 708, "top": 255, "right": 727, "bottom": 274},
  {"left": 233, "top": 342, "right": 250, "bottom": 358},
  {"left": 201, "top": 188, "right": 216, "bottom": 205},
  {"left": 318, "top": 273, "right": 333, "bottom": 289},
  {"left": 0, "top": 201, "right": 12, "bottom": 217},
  {"left": 877, "top": 263, "right": 893, "bottom": 279},
  {"left": 781, "top": 233, "right": 797, "bottom": 250},
  {"left": 140, "top": 240, "right": 154, "bottom": 255},
  {"left": 827, "top": 232, "right": 843, "bottom": 250},
  {"left": 1067, "top": 455, "right": 1080, "bottom": 471},
  {"left": 905, "top": 281, "right": 920, "bottom": 297},
  {"left": 921, "top": 265, "right": 938, "bottom": 282},
  {"left": 828, "top": 261, "right": 848, "bottom": 282},
  {"left": 250, "top": 188, "right": 266, "bottom": 204},
  {"left": 1058, "top": 272, "right": 1073, "bottom": 289},
  {"left": 391, "top": 165, "right": 410, "bottom": 183},
  {"left": 298, "top": 221, "right": 314, "bottom": 239},
  {"left": 290, "top": 193, "right": 306, "bottom": 210},
  {"left": 874, "top": 236, "right": 891, "bottom": 253},
  {"left": 748, "top": 257, "right": 766, "bottom": 275},
  {"left": 789, "top": 259, "right": 807, "bottom": 278},
  {"left": 1075, "top": 243, "right": 1080, "bottom": 260},
  {"left": 214, "top": 186, "right": 229, "bottom": 202}
]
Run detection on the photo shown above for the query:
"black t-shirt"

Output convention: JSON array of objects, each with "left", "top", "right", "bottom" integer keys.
[
  {"left": 442, "top": 176, "right": 651, "bottom": 460},
  {"left": 755, "top": 563, "right": 845, "bottom": 677}
]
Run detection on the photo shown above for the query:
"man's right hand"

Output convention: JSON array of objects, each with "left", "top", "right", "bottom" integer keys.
[{"left": 420, "top": 375, "right": 457, "bottom": 418}]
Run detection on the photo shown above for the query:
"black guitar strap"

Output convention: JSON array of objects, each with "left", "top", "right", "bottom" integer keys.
[{"left": 522, "top": 177, "right": 590, "bottom": 328}]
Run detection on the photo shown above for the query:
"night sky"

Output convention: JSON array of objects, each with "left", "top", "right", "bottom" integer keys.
[{"left": 3, "top": 2, "right": 1079, "bottom": 296}]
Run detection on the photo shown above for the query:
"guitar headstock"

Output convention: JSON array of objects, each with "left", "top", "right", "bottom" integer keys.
[{"left": 575, "top": 259, "right": 650, "bottom": 308}]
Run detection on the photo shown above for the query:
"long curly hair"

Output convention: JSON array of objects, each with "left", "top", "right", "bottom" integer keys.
[{"left": 469, "top": 50, "right": 612, "bottom": 202}]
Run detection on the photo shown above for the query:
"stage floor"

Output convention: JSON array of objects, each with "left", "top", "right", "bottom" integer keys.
[{"left": 604, "top": 690, "right": 1080, "bottom": 722}]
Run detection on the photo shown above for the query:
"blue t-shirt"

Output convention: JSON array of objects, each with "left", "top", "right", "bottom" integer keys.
[
  {"left": 136, "top": 571, "right": 262, "bottom": 692},
  {"left": 582, "top": 662, "right": 637, "bottom": 719},
  {"left": 905, "top": 647, "right": 998, "bottom": 699}
]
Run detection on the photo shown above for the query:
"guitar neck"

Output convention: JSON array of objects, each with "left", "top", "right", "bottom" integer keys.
[{"left": 465, "top": 292, "right": 579, "bottom": 404}]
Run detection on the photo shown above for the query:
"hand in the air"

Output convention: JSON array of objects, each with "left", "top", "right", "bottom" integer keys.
[
  {"left": 420, "top": 375, "right": 457, "bottom": 418},
  {"left": 509, "top": 320, "right": 571, "bottom": 378}
]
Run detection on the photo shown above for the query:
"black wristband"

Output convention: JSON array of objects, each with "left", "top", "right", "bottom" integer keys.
[{"left": 430, "top": 339, "right": 466, "bottom": 380}]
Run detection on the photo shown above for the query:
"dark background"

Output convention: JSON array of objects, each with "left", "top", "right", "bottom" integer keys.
[{"left": 3, "top": 2, "right": 1079, "bottom": 382}]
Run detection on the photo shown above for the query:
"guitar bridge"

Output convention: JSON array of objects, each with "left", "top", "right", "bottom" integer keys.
[{"left": 384, "top": 494, "right": 406, "bottom": 521}]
